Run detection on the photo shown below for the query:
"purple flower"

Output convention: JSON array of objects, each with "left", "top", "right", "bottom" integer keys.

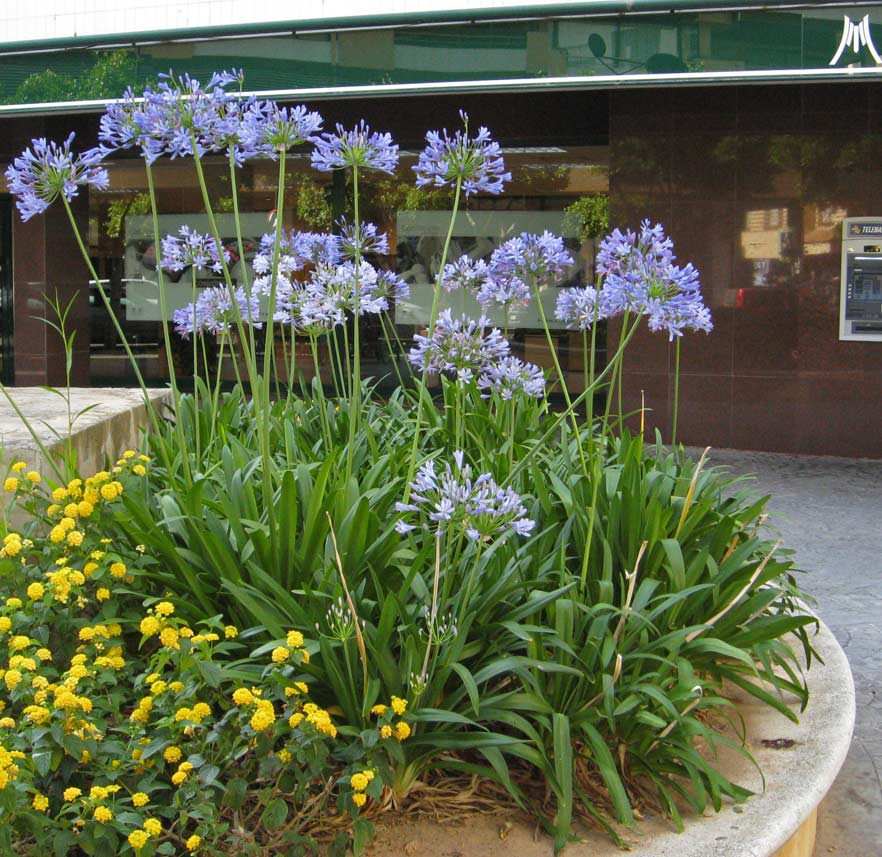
[
  {"left": 408, "top": 310, "right": 510, "bottom": 384},
  {"left": 414, "top": 111, "right": 511, "bottom": 197},
  {"left": 6, "top": 133, "right": 108, "bottom": 221},
  {"left": 99, "top": 86, "right": 164, "bottom": 163},
  {"left": 440, "top": 256, "right": 490, "bottom": 292},
  {"left": 161, "top": 226, "right": 229, "bottom": 274},
  {"left": 240, "top": 100, "right": 323, "bottom": 157},
  {"left": 395, "top": 450, "right": 534, "bottom": 541},
  {"left": 253, "top": 230, "right": 341, "bottom": 277},
  {"left": 311, "top": 121, "right": 399, "bottom": 173},
  {"left": 478, "top": 357, "right": 545, "bottom": 400},
  {"left": 375, "top": 269, "right": 410, "bottom": 302},
  {"left": 337, "top": 219, "right": 389, "bottom": 259},
  {"left": 173, "top": 285, "right": 261, "bottom": 338},
  {"left": 489, "top": 231, "right": 573, "bottom": 287},
  {"left": 475, "top": 275, "right": 531, "bottom": 311},
  {"left": 139, "top": 70, "right": 243, "bottom": 161},
  {"left": 597, "top": 220, "right": 713, "bottom": 338},
  {"left": 555, "top": 286, "right": 609, "bottom": 330}
]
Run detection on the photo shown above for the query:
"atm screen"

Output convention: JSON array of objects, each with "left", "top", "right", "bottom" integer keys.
[{"left": 854, "top": 272, "right": 882, "bottom": 298}]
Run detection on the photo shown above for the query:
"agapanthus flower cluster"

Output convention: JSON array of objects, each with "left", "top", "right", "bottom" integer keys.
[
  {"left": 440, "top": 256, "right": 490, "bottom": 292},
  {"left": 161, "top": 226, "right": 229, "bottom": 274},
  {"left": 138, "top": 70, "right": 243, "bottom": 161},
  {"left": 475, "top": 275, "right": 531, "bottom": 311},
  {"left": 173, "top": 285, "right": 261, "bottom": 337},
  {"left": 409, "top": 310, "right": 511, "bottom": 383},
  {"left": 597, "top": 220, "right": 712, "bottom": 339},
  {"left": 395, "top": 450, "right": 535, "bottom": 541},
  {"left": 5, "top": 133, "right": 108, "bottom": 221},
  {"left": 99, "top": 86, "right": 160, "bottom": 161},
  {"left": 478, "top": 356, "right": 545, "bottom": 400},
  {"left": 337, "top": 219, "right": 389, "bottom": 259},
  {"left": 253, "top": 230, "right": 342, "bottom": 277},
  {"left": 414, "top": 111, "right": 511, "bottom": 196},
  {"left": 490, "top": 231, "right": 574, "bottom": 287},
  {"left": 555, "top": 286, "right": 610, "bottom": 330},
  {"left": 311, "top": 121, "right": 399, "bottom": 174},
  {"left": 240, "top": 100, "right": 323, "bottom": 157}
]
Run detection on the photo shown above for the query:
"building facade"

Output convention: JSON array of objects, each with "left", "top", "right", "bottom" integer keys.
[{"left": 0, "top": 1, "right": 880, "bottom": 455}]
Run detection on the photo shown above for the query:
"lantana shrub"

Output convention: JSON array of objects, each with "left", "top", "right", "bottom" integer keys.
[{"left": 1, "top": 69, "right": 817, "bottom": 855}]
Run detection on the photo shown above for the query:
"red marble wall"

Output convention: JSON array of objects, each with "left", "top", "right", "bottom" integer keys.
[{"left": 609, "top": 82, "right": 882, "bottom": 457}]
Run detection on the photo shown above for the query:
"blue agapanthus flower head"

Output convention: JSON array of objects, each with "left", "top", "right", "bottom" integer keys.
[
  {"left": 489, "top": 231, "right": 574, "bottom": 287},
  {"left": 414, "top": 111, "right": 511, "bottom": 197},
  {"left": 555, "top": 286, "right": 611, "bottom": 329},
  {"left": 440, "top": 255, "right": 490, "bottom": 293},
  {"left": 597, "top": 220, "right": 713, "bottom": 338},
  {"left": 138, "top": 69, "right": 243, "bottom": 161},
  {"left": 99, "top": 86, "right": 164, "bottom": 162},
  {"left": 395, "top": 450, "right": 535, "bottom": 541},
  {"left": 253, "top": 230, "right": 342, "bottom": 277},
  {"left": 408, "top": 309, "right": 511, "bottom": 384},
  {"left": 375, "top": 269, "right": 410, "bottom": 302},
  {"left": 478, "top": 356, "right": 545, "bottom": 400},
  {"left": 311, "top": 120, "right": 399, "bottom": 173},
  {"left": 161, "top": 226, "right": 229, "bottom": 274},
  {"left": 475, "top": 275, "right": 531, "bottom": 311},
  {"left": 173, "top": 285, "right": 261, "bottom": 338},
  {"left": 240, "top": 99, "right": 324, "bottom": 158},
  {"left": 337, "top": 219, "right": 389, "bottom": 259},
  {"left": 6, "top": 133, "right": 109, "bottom": 221}
]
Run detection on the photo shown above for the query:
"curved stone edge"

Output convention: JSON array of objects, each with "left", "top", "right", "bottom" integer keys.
[
  {"left": 370, "top": 620, "right": 855, "bottom": 857},
  {"left": 619, "top": 618, "right": 855, "bottom": 857}
]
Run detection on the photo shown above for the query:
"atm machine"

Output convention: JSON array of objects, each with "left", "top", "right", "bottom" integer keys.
[{"left": 840, "top": 217, "right": 882, "bottom": 341}]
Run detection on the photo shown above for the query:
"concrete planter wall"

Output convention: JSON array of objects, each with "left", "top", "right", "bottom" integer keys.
[{"left": 371, "top": 621, "right": 854, "bottom": 857}]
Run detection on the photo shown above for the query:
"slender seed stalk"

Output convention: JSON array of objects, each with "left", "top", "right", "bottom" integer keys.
[
  {"left": 403, "top": 176, "right": 463, "bottom": 501},
  {"left": 190, "top": 267, "right": 201, "bottom": 462},
  {"left": 143, "top": 164, "right": 193, "bottom": 484},
  {"left": 672, "top": 336, "right": 681, "bottom": 449}
]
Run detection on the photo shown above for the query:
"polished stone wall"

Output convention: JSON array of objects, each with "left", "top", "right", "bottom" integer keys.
[{"left": 610, "top": 82, "right": 882, "bottom": 457}]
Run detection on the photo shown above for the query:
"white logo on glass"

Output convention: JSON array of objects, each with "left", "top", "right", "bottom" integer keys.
[{"left": 830, "top": 14, "right": 882, "bottom": 66}]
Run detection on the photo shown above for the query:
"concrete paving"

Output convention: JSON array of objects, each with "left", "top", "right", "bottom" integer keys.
[{"left": 697, "top": 448, "right": 882, "bottom": 857}]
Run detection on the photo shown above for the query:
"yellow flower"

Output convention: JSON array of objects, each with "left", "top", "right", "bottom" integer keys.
[
  {"left": 0, "top": 717, "right": 14, "bottom": 728},
  {"left": 133, "top": 464, "right": 147, "bottom": 476},
  {"left": 93, "top": 805, "right": 113, "bottom": 823},
  {"left": 350, "top": 772, "right": 369, "bottom": 791},
  {"left": 110, "top": 562, "right": 126, "bottom": 578},
  {"left": 32, "top": 793, "right": 49, "bottom": 811},
  {"left": 77, "top": 501, "right": 94, "bottom": 518},
  {"left": 131, "top": 792, "right": 149, "bottom": 807},
  {"left": 4, "top": 669, "right": 21, "bottom": 690},
  {"left": 51, "top": 487, "right": 67, "bottom": 501},
  {"left": 49, "top": 527, "right": 65, "bottom": 544},
  {"left": 224, "top": 625, "right": 238, "bottom": 638},
  {"left": 83, "top": 561, "right": 98, "bottom": 577},
  {"left": 192, "top": 702, "right": 211, "bottom": 720},
  {"left": 123, "top": 450, "right": 136, "bottom": 459},
  {"left": 63, "top": 787, "right": 82, "bottom": 802},
  {"left": 171, "top": 771, "right": 187, "bottom": 786},
  {"left": 370, "top": 704, "right": 387, "bottom": 716},
  {"left": 128, "top": 830, "right": 149, "bottom": 850},
  {"left": 391, "top": 696, "right": 407, "bottom": 716},
  {"left": 169, "top": 681, "right": 185, "bottom": 693},
  {"left": 178, "top": 761, "right": 194, "bottom": 773},
  {"left": 100, "top": 483, "right": 119, "bottom": 501},
  {"left": 0, "top": 617, "right": 10, "bottom": 633},
  {"left": 59, "top": 517, "right": 76, "bottom": 532},
  {"left": 35, "top": 648, "right": 51, "bottom": 661},
  {"left": 154, "top": 601, "right": 175, "bottom": 616},
  {"left": 66, "top": 530, "right": 84, "bottom": 547},
  {"left": 277, "top": 749, "right": 292, "bottom": 763},
  {"left": 352, "top": 792, "right": 367, "bottom": 808},
  {"left": 284, "top": 682, "right": 309, "bottom": 697},
  {"left": 3, "top": 477, "right": 19, "bottom": 492},
  {"left": 25, "top": 471, "right": 40, "bottom": 484},
  {"left": 185, "top": 835, "right": 202, "bottom": 852},
  {"left": 64, "top": 503, "right": 80, "bottom": 518},
  {"left": 271, "top": 646, "right": 290, "bottom": 663},
  {"left": 380, "top": 724, "right": 392, "bottom": 739},
  {"left": 139, "top": 616, "right": 162, "bottom": 636},
  {"left": 288, "top": 712, "right": 304, "bottom": 728},
  {"left": 26, "top": 582, "right": 44, "bottom": 600},
  {"left": 96, "top": 588, "right": 111, "bottom": 602},
  {"left": 11, "top": 461, "right": 26, "bottom": 472},
  {"left": 363, "top": 770, "right": 375, "bottom": 782},
  {"left": 250, "top": 700, "right": 276, "bottom": 732},
  {"left": 286, "top": 630, "right": 304, "bottom": 648},
  {"left": 143, "top": 818, "right": 162, "bottom": 836},
  {"left": 159, "top": 627, "right": 180, "bottom": 649},
  {"left": 5, "top": 597, "right": 21, "bottom": 609},
  {"left": 163, "top": 746, "right": 183, "bottom": 764},
  {"left": 394, "top": 721, "right": 411, "bottom": 741}
]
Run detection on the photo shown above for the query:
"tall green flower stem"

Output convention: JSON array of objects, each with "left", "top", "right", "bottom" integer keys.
[
  {"left": 309, "top": 336, "right": 333, "bottom": 449},
  {"left": 403, "top": 176, "right": 463, "bottom": 501},
  {"left": 344, "top": 166, "right": 363, "bottom": 486},
  {"left": 144, "top": 164, "right": 193, "bottom": 486},
  {"left": 671, "top": 337, "right": 681, "bottom": 448},
  {"left": 584, "top": 299, "right": 602, "bottom": 456},
  {"left": 613, "top": 310, "right": 630, "bottom": 429},
  {"left": 602, "top": 310, "right": 630, "bottom": 436},
  {"left": 189, "top": 267, "right": 201, "bottom": 462},
  {"left": 227, "top": 151, "right": 258, "bottom": 374},
  {"left": 530, "top": 282, "right": 588, "bottom": 478},
  {"left": 190, "top": 143, "right": 276, "bottom": 533}
]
